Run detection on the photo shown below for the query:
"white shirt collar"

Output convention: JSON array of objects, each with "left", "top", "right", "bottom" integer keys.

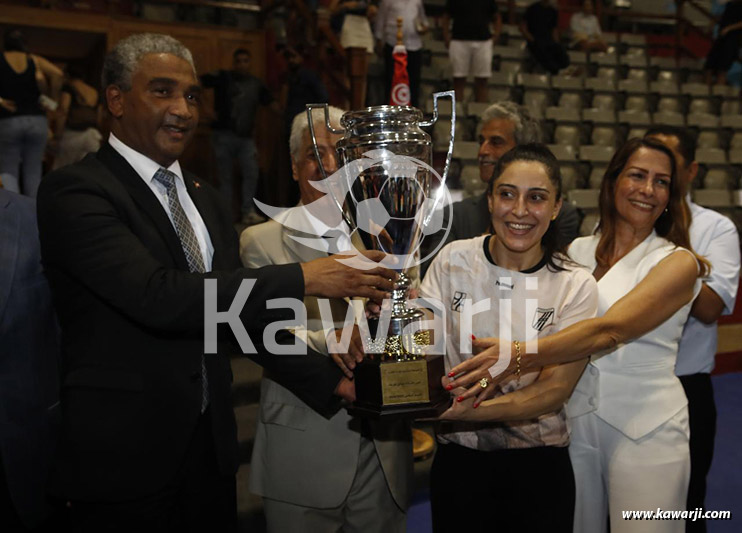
[{"left": 109, "top": 133, "right": 184, "bottom": 184}]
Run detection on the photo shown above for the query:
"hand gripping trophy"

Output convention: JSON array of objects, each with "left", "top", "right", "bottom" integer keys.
[{"left": 306, "top": 91, "right": 456, "bottom": 418}]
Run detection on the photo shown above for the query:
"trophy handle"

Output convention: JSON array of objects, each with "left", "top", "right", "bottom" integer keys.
[
  {"left": 418, "top": 91, "right": 455, "bottom": 228},
  {"left": 305, "top": 103, "right": 355, "bottom": 231}
]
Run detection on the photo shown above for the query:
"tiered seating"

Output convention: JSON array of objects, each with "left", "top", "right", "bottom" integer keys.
[{"left": 407, "top": 23, "right": 742, "bottom": 225}]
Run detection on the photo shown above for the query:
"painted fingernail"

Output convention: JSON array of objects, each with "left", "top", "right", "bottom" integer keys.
[
  {"left": 445, "top": 384, "right": 453, "bottom": 391},
  {"left": 456, "top": 396, "right": 464, "bottom": 402},
  {"left": 471, "top": 334, "right": 476, "bottom": 340},
  {"left": 473, "top": 402, "right": 479, "bottom": 408},
  {"left": 447, "top": 371, "right": 455, "bottom": 377}
]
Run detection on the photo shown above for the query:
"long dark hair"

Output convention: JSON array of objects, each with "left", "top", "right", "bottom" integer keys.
[
  {"left": 595, "top": 137, "right": 709, "bottom": 275},
  {"left": 486, "top": 143, "right": 569, "bottom": 272}
]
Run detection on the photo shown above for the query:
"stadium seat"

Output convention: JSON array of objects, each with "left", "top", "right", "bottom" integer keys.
[
  {"left": 591, "top": 126, "right": 618, "bottom": 147},
  {"left": 681, "top": 83, "right": 710, "bottom": 97},
  {"left": 580, "top": 145, "right": 615, "bottom": 162},
  {"left": 650, "top": 81, "right": 680, "bottom": 95},
  {"left": 704, "top": 169, "right": 732, "bottom": 189},
  {"left": 552, "top": 75, "right": 583, "bottom": 90},
  {"left": 523, "top": 90, "right": 551, "bottom": 119},
  {"left": 546, "top": 106, "right": 581, "bottom": 121},
  {"left": 627, "top": 127, "right": 647, "bottom": 140},
  {"left": 618, "top": 79, "right": 648, "bottom": 93},
  {"left": 721, "top": 100, "right": 741, "bottom": 115},
  {"left": 697, "top": 131, "right": 722, "bottom": 149},
  {"left": 619, "top": 110, "right": 652, "bottom": 125},
  {"left": 656, "top": 70, "right": 679, "bottom": 83},
  {"left": 568, "top": 189, "right": 600, "bottom": 209},
  {"left": 547, "top": 144, "right": 577, "bottom": 161},
  {"left": 453, "top": 141, "right": 479, "bottom": 162},
  {"left": 625, "top": 95, "right": 649, "bottom": 112},
  {"left": 693, "top": 189, "right": 733, "bottom": 207},
  {"left": 582, "top": 108, "right": 617, "bottom": 123},
  {"left": 721, "top": 115, "right": 742, "bottom": 128},
  {"left": 560, "top": 164, "right": 581, "bottom": 191},
  {"left": 687, "top": 113, "right": 720, "bottom": 128},
  {"left": 656, "top": 97, "right": 681, "bottom": 113},
  {"left": 519, "top": 73, "right": 551, "bottom": 88},
  {"left": 652, "top": 111, "right": 685, "bottom": 126},
  {"left": 695, "top": 148, "right": 727, "bottom": 164},
  {"left": 579, "top": 213, "right": 600, "bottom": 236},
  {"left": 592, "top": 94, "right": 617, "bottom": 111},
  {"left": 626, "top": 68, "right": 648, "bottom": 81},
  {"left": 553, "top": 125, "right": 582, "bottom": 148},
  {"left": 688, "top": 98, "right": 713, "bottom": 114},
  {"left": 589, "top": 165, "right": 607, "bottom": 189}
]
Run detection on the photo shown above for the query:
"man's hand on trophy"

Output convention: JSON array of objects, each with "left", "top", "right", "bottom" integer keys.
[
  {"left": 334, "top": 376, "right": 356, "bottom": 403},
  {"left": 444, "top": 337, "right": 516, "bottom": 403},
  {"left": 301, "top": 250, "right": 398, "bottom": 303},
  {"left": 328, "top": 325, "right": 365, "bottom": 379},
  {"left": 365, "top": 287, "right": 418, "bottom": 318}
]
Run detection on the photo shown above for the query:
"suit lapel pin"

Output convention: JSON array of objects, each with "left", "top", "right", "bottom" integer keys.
[{"left": 193, "top": 180, "right": 201, "bottom": 189}]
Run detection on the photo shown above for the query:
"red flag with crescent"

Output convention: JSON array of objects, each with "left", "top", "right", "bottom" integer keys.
[{"left": 390, "top": 44, "right": 411, "bottom": 106}]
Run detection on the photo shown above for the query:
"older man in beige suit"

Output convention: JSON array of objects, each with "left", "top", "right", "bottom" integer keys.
[{"left": 239, "top": 107, "right": 413, "bottom": 533}]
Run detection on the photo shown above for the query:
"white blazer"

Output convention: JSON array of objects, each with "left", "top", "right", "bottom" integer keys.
[{"left": 567, "top": 231, "right": 701, "bottom": 440}]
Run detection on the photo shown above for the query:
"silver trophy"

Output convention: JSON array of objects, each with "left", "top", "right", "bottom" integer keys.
[{"left": 307, "top": 92, "right": 455, "bottom": 418}]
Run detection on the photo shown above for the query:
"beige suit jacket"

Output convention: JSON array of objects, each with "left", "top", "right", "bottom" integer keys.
[{"left": 240, "top": 219, "right": 413, "bottom": 509}]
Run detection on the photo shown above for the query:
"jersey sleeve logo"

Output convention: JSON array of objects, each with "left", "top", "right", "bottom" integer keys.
[
  {"left": 532, "top": 307, "right": 555, "bottom": 331},
  {"left": 451, "top": 291, "right": 467, "bottom": 312}
]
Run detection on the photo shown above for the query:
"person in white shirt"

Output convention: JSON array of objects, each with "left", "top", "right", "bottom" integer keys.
[
  {"left": 646, "top": 126, "right": 740, "bottom": 533},
  {"left": 423, "top": 144, "right": 598, "bottom": 533},
  {"left": 569, "top": 0, "right": 608, "bottom": 52},
  {"left": 240, "top": 108, "right": 413, "bottom": 533},
  {"left": 447, "top": 138, "right": 711, "bottom": 533}
]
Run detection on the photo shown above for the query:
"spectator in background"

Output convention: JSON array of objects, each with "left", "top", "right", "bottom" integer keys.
[
  {"left": 0, "top": 28, "right": 63, "bottom": 197},
  {"left": 280, "top": 44, "right": 330, "bottom": 205},
  {"left": 703, "top": 0, "right": 742, "bottom": 85},
  {"left": 442, "top": 0, "right": 501, "bottom": 103},
  {"left": 570, "top": 0, "right": 608, "bottom": 52},
  {"left": 375, "top": 0, "right": 428, "bottom": 108},
  {"left": 331, "top": 0, "right": 375, "bottom": 54},
  {"left": 520, "top": 0, "right": 571, "bottom": 75},
  {"left": 51, "top": 66, "right": 102, "bottom": 170},
  {"left": 646, "top": 127, "right": 740, "bottom": 533},
  {"left": 201, "top": 48, "right": 278, "bottom": 225}
]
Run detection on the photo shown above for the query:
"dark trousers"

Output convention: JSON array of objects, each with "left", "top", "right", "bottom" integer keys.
[
  {"left": 431, "top": 442, "right": 575, "bottom": 533},
  {"left": 528, "top": 39, "right": 570, "bottom": 74},
  {"left": 704, "top": 30, "right": 742, "bottom": 73},
  {"left": 68, "top": 409, "right": 237, "bottom": 533},
  {"left": 0, "top": 454, "right": 26, "bottom": 532},
  {"left": 680, "top": 373, "right": 717, "bottom": 533},
  {"left": 383, "top": 44, "right": 422, "bottom": 109}
]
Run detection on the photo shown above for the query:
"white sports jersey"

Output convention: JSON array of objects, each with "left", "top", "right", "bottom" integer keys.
[{"left": 421, "top": 235, "right": 598, "bottom": 451}]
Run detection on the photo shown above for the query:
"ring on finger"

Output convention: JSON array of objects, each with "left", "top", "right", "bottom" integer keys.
[{"left": 479, "top": 377, "right": 489, "bottom": 389}]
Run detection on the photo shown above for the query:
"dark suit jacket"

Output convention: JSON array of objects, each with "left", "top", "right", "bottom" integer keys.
[
  {"left": 36, "top": 143, "right": 344, "bottom": 502},
  {"left": 0, "top": 190, "right": 60, "bottom": 527},
  {"left": 421, "top": 192, "right": 582, "bottom": 276}
]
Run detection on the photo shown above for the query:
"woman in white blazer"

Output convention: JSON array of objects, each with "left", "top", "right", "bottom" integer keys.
[{"left": 445, "top": 137, "right": 710, "bottom": 533}]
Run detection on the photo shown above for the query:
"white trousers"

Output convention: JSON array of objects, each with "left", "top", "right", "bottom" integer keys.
[{"left": 569, "top": 408, "right": 690, "bottom": 533}]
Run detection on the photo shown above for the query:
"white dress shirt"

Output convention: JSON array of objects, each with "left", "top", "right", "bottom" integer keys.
[
  {"left": 283, "top": 201, "right": 353, "bottom": 254},
  {"left": 675, "top": 198, "right": 740, "bottom": 375},
  {"left": 108, "top": 133, "right": 214, "bottom": 270}
]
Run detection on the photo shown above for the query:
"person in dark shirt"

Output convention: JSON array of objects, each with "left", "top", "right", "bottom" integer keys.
[
  {"left": 704, "top": 0, "right": 742, "bottom": 85},
  {"left": 520, "top": 0, "right": 570, "bottom": 75},
  {"left": 201, "top": 48, "right": 276, "bottom": 224},
  {"left": 442, "top": 0, "right": 501, "bottom": 103}
]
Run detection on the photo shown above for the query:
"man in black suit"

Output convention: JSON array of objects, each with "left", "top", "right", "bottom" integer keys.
[
  {"left": 36, "top": 33, "right": 396, "bottom": 532},
  {"left": 0, "top": 188, "right": 60, "bottom": 532}
]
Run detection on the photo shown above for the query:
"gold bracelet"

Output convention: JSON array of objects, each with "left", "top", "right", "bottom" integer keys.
[{"left": 514, "top": 340, "right": 522, "bottom": 383}]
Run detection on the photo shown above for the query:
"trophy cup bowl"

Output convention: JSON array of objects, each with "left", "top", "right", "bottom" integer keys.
[{"left": 306, "top": 92, "right": 456, "bottom": 419}]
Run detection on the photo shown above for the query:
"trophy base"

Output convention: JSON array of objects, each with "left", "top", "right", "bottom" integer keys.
[{"left": 347, "top": 353, "right": 450, "bottom": 420}]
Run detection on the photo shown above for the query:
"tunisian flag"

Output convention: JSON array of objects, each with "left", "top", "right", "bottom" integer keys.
[{"left": 390, "top": 43, "right": 411, "bottom": 106}]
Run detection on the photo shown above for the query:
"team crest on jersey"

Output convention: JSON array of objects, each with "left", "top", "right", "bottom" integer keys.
[
  {"left": 532, "top": 307, "right": 555, "bottom": 331},
  {"left": 451, "top": 291, "right": 467, "bottom": 312}
]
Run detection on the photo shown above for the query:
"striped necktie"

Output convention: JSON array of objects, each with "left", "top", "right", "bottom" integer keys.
[{"left": 153, "top": 168, "right": 209, "bottom": 413}]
